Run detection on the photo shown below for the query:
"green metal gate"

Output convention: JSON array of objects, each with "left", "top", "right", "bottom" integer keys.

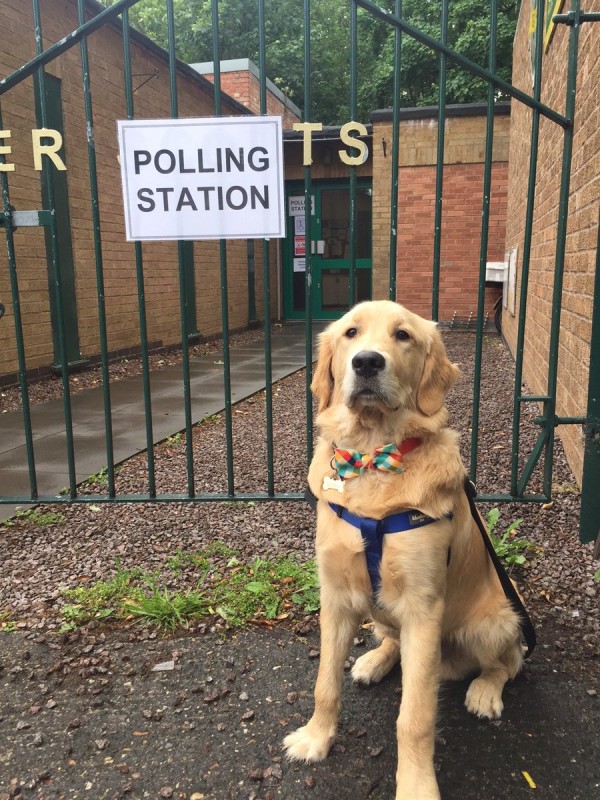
[{"left": 0, "top": 0, "right": 598, "bottom": 545}]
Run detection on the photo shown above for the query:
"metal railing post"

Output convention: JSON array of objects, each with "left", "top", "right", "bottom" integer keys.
[
  {"left": 303, "top": 0, "right": 314, "bottom": 465},
  {"left": 167, "top": 0, "right": 195, "bottom": 498},
  {"left": 431, "top": 0, "right": 448, "bottom": 322},
  {"left": 258, "top": 0, "right": 275, "bottom": 495},
  {"left": 211, "top": 0, "right": 235, "bottom": 495},
  {"left": 32, "top": 0, "right": 78, "bottom": 498},
  {"left": 77, "top": 0, "right": 116, "bottom": 497},
  {"left": 122, "top": 8, "right": 156, "bottom": 497},
  {"left": 469, "top": 0, "right": 498, "bottom": 484}
]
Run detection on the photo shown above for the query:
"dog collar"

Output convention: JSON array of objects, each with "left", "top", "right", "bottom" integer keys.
[{"left": 332, "top": 437, "right": 421, "bottom": 481}]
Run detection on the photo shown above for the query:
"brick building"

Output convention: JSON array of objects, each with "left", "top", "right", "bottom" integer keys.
[
  {"left": 503, "top": 3, "right": 599, "bottom": 484},
  {"left": 1, "top": 0, "right": 510, "bottom": 388},
  {"left": 0, "top": 0, "right": 281, "bottom": 385},
  {"left": 192, "top": 58, "right": 302, "bottom": 130},
  {"left": 280, "top": 105, "right": 509, "bottom": 322}
]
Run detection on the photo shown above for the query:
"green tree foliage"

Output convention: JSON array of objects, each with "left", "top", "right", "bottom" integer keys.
[{"left": 104, "top": 0, "right": 518, "bottom": 124}]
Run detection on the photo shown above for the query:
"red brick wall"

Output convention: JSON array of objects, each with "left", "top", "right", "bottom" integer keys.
[
  {"left": 371, "top": 113, "right": 510, "bottom": 322},
  {"left": 396, "top": 162, "right": 507, "bottom": 321},
  {"left": 202, "top": 70, "right": 301, "bottom": 128}
]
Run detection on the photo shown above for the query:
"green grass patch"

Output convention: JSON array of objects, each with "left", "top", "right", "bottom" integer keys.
[
  {"left": 4, "top": 508, "right": 66, "bottom": 527},
  {"left": 486, "top": 508, "right": 537, "bottom": 571},
  {"left": 59, "top": 546, "right": 319, "bottom": 633}
]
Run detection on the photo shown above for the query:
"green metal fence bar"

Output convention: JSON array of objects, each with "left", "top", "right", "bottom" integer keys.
[
  {"left": 0, "top": 488, "right": 552, "bottom": 506},
  {"left": 510, "top": 0, "right": 545, "bottom": 497},
  {"left": 387, "top": 0, "right": 402, "bottom": 300},
  {"left": 0, "top": 110, "right": 38, "bottom": 500},
  {"left": 122, "top": 8, "right": 156, "bottom": 497},
  {"left": 257, "top": 0, "right": 275, "bottom": 495},
  {"left": 431, "top": 0, "right": 448, "bottom": 322},
  {"left": 542, "top": 0, "right": 581, "bottom": 499},
  {"left": 77, "top": 0, "right": 116, "bottom": 497},
  {"left": 579, "top": 219, "right": 600, "bottom": 545},
  {"left": 0, "top": 0, "right": 140, "bottom": 96},
  {"left": 354, "top": 0, "right": 570, "bottom": 130},
  {"left": 469, "top": 0, "right": 497, "bottom": 485},
  {"left": 554, "top": 10, "right": 600, "bottom": 24},
  {"left": 517, "top": 426, "right": 548, "bottom": 497},
  {"left": 348, "top": 0, "right": 358, "bottom": 307},
  {"left": 166, "top": 0, "right": 195, "bottom": 498},
  {"left": 303, "top": 0, "right": 314, "bottom": 466},
  {"left": 211, "top": 0, "right": 235, "bottom": 495},
  {"left": 32, "top": 0, "right": 78, "bottom": 499}
]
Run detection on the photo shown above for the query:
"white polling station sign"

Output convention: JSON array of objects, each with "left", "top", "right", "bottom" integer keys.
[{"left": 117, "top": 116, "right": 285, "bottom": 241}]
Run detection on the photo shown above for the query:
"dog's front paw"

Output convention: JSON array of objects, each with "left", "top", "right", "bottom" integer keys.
[
  {"left": 283, "top": 723, "right": 334, "bottom": 762},
  {"left": 465, "top": 675, "right": 504, "bottom": 719}
]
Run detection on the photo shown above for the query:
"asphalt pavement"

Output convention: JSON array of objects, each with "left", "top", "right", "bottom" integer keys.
[{"left": 1, "top": 618, "right": 598, "bottom": 800}]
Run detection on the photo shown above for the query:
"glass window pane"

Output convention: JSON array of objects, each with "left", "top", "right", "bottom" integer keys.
[{"left": 321, "top": 188, "right": 371, "bottom": 260}]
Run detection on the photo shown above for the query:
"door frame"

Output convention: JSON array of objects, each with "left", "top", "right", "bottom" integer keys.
[{"left": 283, "top": 178, "right": 373, "bottom": 320}]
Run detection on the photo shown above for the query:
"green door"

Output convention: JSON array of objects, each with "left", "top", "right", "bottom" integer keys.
[{"left": 284, "top": 181, "right": 372, "bottom": 320}]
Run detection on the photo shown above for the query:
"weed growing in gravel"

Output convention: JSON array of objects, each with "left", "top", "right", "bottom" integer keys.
[
  {"left": 59, "top": 546, "right": 319, "bottom": 633},
  {"left": 81, "top": 466, "right": 110, "bottom": 486},
  {"left": 0, "top": 610, "right": 16, "bottom": 633},
  {"left": 165, "top": 432, "right": 183, "bottom": 446},
  {"left": 4, "top": 508, "right": 66, "bottom": 527},
  {"left": 60, "top": 562, "right": 147, "bottom": 630},
  {"left": 486, "top": 508, "right": 537, "bottom": 570},
  {"left": 213, "top": 555, "right": 320, "bottom": 626},
  {"left": 594, "top": 570, "right": 600, "bottom": 582},
  {"left": 123, "top": 584, "right": 210, "bottom": 631}
]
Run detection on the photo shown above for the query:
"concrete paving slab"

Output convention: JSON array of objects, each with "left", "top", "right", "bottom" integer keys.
[{"left": 0, "top": 323, "right": 324, "bottom": 521}]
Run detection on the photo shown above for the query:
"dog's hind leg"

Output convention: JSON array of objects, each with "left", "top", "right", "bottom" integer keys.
[
  {"left": 284, "top": 594, "right": 363, "bottom": 762},
  {"left": 352, "top": 625, "right": 399, "bottom": 685},
  {"left": 462, "top": 606, "right": 523, "bottom": 719},
  {"left": 465, "top": 639, "right": 522, "bottom": 719}
]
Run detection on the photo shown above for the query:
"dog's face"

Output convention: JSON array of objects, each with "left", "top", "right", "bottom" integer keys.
[{"left": 312, "top": 301, "right": 460, "bottom": 417}]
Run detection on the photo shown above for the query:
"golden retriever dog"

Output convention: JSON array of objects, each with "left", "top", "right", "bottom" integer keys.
[{"left": 283, "top": 300, "right": 523, "bottom": 800}]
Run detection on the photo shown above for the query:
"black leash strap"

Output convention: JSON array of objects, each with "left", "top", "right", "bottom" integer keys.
[{"left": 464, "top": 478, "right": 536, "bottom": 659}]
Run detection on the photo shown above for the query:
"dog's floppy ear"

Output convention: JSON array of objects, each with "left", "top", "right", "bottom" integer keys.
[
  {"left": 416, "top": 328, "right": 461, "bottom": 416},
  {"left": 311, "top": 330, "right": 335, "bottom": 412}
]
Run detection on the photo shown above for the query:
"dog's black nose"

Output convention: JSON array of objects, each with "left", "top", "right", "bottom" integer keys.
[{"left": 352, "top": 350, "right": 386, "bottom": 379}]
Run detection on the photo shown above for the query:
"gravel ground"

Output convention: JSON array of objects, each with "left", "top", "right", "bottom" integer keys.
[
  {"left": 0, "top": 330, "right": 599, "bottom": 800},
  {"left": 0, "top": 331, "right": 597, "bottom": 645}
]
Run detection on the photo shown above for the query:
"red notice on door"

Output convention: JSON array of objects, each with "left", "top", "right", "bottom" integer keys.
[{"left": 294, "top": 235, "right": 306, "bottom": 256}]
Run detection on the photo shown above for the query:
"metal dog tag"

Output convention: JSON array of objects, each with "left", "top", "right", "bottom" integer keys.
[{"left": 323, "top": 475, "right": 345, "bottom": 493}]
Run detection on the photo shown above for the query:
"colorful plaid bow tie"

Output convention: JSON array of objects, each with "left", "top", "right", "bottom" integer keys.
[{"left": 332, "top": 438, "right": 421, "bottom": 480}]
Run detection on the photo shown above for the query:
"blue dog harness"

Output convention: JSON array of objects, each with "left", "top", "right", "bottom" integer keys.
[
  {"left": 304, "top": 480, "right": 537, "bottom": 659},
  {"left": 328, "top": 501, "right": 452, "bottom": 594}
]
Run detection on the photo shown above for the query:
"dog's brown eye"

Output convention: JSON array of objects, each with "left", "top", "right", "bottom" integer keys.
[
  {"left": 395, "top": 329, "right": 410, "bottom": 341},
  {"left": 345, "top": 327, "right": 358, "bottom": 339}
]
